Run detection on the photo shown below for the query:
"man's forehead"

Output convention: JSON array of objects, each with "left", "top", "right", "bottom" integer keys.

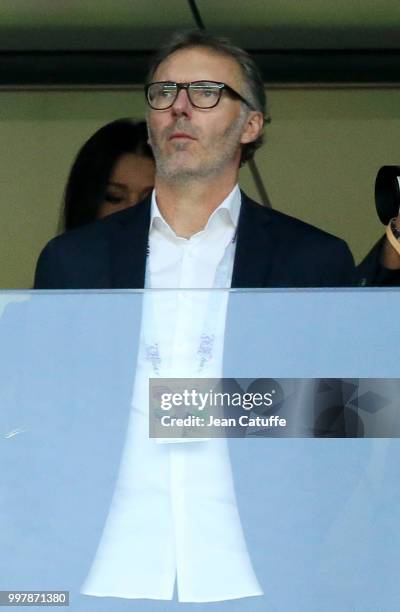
[{"left": 153, "top": 46, "right": 243, "bottom": 86}]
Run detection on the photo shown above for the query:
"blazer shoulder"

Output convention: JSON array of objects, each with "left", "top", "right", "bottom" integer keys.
[
  {"left": 240, "top": 192, "right": 348, "bottom": 245},
  {"left": 34, "top": 224, "right": 107, "bottom": 289},
  {"left": 238, "top": 192, "right": 356, "bottom": 287},
  {"left": 33, "top": 212, "right": 121, "bottom": 290},
  {"left": 34, "top": 197, "right": 151, "bottom": 289}
]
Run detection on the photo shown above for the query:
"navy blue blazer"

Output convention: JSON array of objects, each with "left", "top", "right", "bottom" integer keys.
[{"left": 34, "top": 192, "right": 356, "bottom": 290}]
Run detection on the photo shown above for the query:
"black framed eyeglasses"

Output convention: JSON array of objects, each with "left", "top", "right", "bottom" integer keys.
[{"left": 145, "top": 80, "right": 253, "bottom": 110}]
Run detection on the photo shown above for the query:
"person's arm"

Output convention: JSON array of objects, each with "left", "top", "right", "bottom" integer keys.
[
  {"left": 358, "top": 216, "right": 400, "bottom": 286},
  {"left": 381, "top": 216, "right": 400, "bottom": 269}
]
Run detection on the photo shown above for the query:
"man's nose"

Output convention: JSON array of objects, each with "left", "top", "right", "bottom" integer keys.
[{"left": 171, "top": 88, "right": 192, "bottom": 117}]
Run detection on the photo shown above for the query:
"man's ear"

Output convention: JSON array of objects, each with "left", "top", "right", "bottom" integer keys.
[{"left": 240, "top": 111, "right": 264, "bottom": 144}]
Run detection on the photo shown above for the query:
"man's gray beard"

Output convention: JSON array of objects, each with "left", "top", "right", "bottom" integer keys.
[
  {"left": 154, "top": 151, "right": 231, "bottom": 184},
  {"left": 149, "top": 110, "right": 248, "bottom": 185}
]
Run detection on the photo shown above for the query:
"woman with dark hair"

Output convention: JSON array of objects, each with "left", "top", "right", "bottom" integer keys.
[{"left": 63, "top": 118, "right": 155, "bottom": 231}]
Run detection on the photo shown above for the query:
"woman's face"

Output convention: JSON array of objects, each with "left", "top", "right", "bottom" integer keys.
[{"left": 97, "top": 153, "right": 155, "bottom": 219}]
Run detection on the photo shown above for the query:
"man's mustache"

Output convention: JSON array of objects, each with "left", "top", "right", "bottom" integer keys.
[{"left": 163, "top": 121, "right": 198, "bottom": 140}]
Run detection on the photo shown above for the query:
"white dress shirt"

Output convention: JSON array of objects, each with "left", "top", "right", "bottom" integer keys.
[{"left": 81, "top": 185, "right": 263, "bottom": 602}]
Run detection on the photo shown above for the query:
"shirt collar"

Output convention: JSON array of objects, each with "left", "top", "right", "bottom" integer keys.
[{"left": 150, "top": 184, "right": 241, "bottom": 238}]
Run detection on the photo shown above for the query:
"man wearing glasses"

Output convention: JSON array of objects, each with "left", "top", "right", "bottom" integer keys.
[
  {"left": 35, "top": 30, "right": 355, "bottom": 289},
  {"left": 30, "top": 30, "right": 370, "bottom": 609}
]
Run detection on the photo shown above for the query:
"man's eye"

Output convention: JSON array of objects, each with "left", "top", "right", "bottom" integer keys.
[
  {"left": 203, "top": 89, "right": 218, "bottom": 97},
  {"left": 192, "top": 87, "right": 219, "bottom": 98},
  {"left": 159, "top": 88, "right": 176, "bottom": 98}
]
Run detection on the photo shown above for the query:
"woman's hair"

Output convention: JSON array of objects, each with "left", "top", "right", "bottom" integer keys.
[{"left": 63, "top": 118, "right": 153, "bottom": 231}]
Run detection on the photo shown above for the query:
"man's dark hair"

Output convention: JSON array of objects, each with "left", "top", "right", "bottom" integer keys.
[
  {"left": 63, "top": 119, "right": 153, "bottom": 231},
  {"left": 147, "top": 30, "right": 267, "bottom": 165}
]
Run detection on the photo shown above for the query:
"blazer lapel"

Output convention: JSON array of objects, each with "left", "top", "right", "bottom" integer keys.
[
  {"left": 224, "top": 193, "right": 274, "bottom": 380},
  {"left": 231, "top": 192, "right": 274, "bottom": 288},
  {"left": 108, "top": 196, "right": 151, "bottom": 288}
]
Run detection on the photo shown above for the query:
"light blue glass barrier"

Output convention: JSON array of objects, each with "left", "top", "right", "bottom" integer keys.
[{"left": 0, "top": 289, "right": 399, "bottom": 612}]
